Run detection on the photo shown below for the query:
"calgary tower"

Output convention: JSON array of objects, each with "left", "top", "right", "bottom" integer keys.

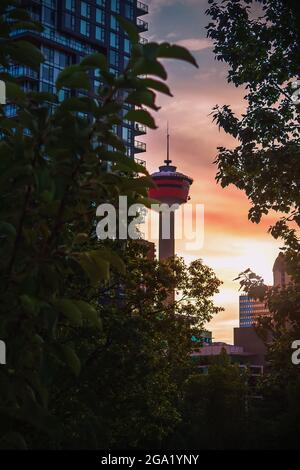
[{"left": 149, "top": 128, "right": 193, "bottom": 261}]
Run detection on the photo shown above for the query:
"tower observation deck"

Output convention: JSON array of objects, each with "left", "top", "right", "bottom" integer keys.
[{"left": 149, "top": 128, "right": 193, "bottom": 260}]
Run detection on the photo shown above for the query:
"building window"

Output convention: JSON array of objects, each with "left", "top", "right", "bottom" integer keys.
[
  {"left": 122, "top": 126, "right": 132, "bottom": 143},
  {"left": 125, "top": 3, "right": 134, "bottom": 20},
  {"left": 65, "top": 12, "right": 75, "bottom": 30},
  {"left": 126, "top": 146, "right": 132, "bottom": 157},
  {"left": 81, "top": 1, "right": 91, "bottom": 18},
  {"left": 41, "top": 82, "right": 54, "bottom": 93},
  {"left": 65, "top": 0, "right": 75, "bottom": 11},
  {"left": 111, "top": 0, "right": 120, "bottom": 13},
  {"left": 43, "top": 6, "right": 55, "bottom": 26},
  {"left": 58, "top": 88, "right": 71, "bottom": 102},
  {"left": 43, "top": 46, "right": 54, "bottom": 63},
  {"left": 109, "top": 49, "right": 119, "bottom": 68},
  {"left": 42, "top": 65, "right": 54, "bottom": 82},
  {"left": 95, "top": 26, "right": 105, "bottom": 42},
  {"left": 109, "top": 67, "right": 118, "bottom": 76},
  {"left": 96, "top": 8, "right": 105, "bottom": 24},
  {"left": 44, "top": 0, "right": 56, "bottom": 6},
  {"left": 80, "top": 19, "right": 90, "bottom": 36},
  {"left": 93, "top": 79, "right": 103, "bottom": 92},
  {"left": 110, "top": 15, "right": 119, "bottom": 31},
  {"left": 124, "top": 38, "right": 130, "bottom": 54},
  {"left": 96, "top": 0, "right": 105, "bottom": 6},
  {"left": 58, "top": 51, "right": 71, "bottom": 68},
  {"left": 110, "top": 32, "right": 119, "bottom": 49},
  {"left": 42, "top": 7, "right": 55, "bottom": 26}
]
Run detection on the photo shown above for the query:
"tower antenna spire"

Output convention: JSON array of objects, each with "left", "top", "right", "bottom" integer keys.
[{"left": 165, "top": 122, "right": 171, "bottom": 166}]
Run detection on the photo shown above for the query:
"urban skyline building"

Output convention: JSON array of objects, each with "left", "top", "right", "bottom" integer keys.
[
  {"left": 238, "top": 252, "right": 292, "bottom": 328},
  {"left": 239, "top": 294, "right": 270, "bottom": 328},
  {"left": 233, "top": 252, "right": 293, "bottom": 370},
  {"left": 273, "top": 252, "right": 293, "bottom": 288},
  {"left": 9, "top": 0, "right": 148, "bottom": 159},
  {"left": 191, "top": 342, "right": 264, "bottom": 378}
]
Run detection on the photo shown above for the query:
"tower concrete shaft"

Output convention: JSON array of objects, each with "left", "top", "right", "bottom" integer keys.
[{"left": 159, "top": 209, "right": 175, "bottom": 260}]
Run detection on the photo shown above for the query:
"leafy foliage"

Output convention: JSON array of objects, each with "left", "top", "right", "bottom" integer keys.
[
  {"left": 0, "top": 2, "right": 224, "bottom": 449},
  {"left": 207, "top": 0, "right": 300, "bottom": 249},
  {"left": 170, "top": 350, "right": 249, "bottom": 449},
  {"left": 207, "top": 0, "right": 300, "bottom": 449},
  {"left": 48, "top": 247, "right": 222, "bottom": 449},
  {"left": 233, "top": 264, "right": 300, "bottom": 448}
]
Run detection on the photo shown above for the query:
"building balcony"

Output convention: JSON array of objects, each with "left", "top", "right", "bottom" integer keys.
[
  {"left": 134, "top": 122, "right": 147, "bottom": 136},
  {"left": 134, "top": 140, "right": 146, "bottom": 153},
  {"left": 18, "top": 0, "right": 39, "bottom": 6},
  {"left": 139, "top": 36, "right": 148, "bottom": 45},
  {"left": 8, "top": 65, "right": 39, "bottom": 81},
  {"left": 135, "top": 156, "right": 146, "bottom": 167},
  {"left": 136, "top": 1, "right": 149, "bottom": 16},
  {"left": 10, "top": 27, "right": 99, "bottom": 56},
  {"left": 136, "top": 18, "right": 148, "bottom": 33}
]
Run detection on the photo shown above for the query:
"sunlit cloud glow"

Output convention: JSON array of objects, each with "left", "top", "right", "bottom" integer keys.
[
  {"left": 176, "top": 38, "right": 213, "bottom": 51},
  {"left": 144, "top": 0, "right": 281, "bottom": 343}
]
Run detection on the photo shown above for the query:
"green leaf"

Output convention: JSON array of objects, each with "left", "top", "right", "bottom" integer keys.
[
  {"left": 60, "top": 96, "right": 95, "bottom": 113},
  {"left": 140, "top": 78, "right": 173, "bottom": 96},
  {"left": 54, "top": 299, "right": 83, "bottom": 326},
  {"left": 20, "top": 295, "right": 39, "bottom": 317},
  {"left": 7, "top": 41, "right": 44, "bottom": 69},
  {"left": 76, "top": 301, "right": 102, "bottom": 329},
  {"left": 73, "top": 233, "right": 89, "bottom": 245},
  {"left": 115, "top": 14, "right": 139, "bottom": 44},
  {"left": 126, "top": 90, "right": 159, "bottom": 110},
  {"left": 28, "top": 91, "right": 57, "bottom": 103},
  {"left": 73, "top": 251, "right": 110, "bottom": 285},
  {"left": 125, "top": 109, "right": 157, "bottom": 129},
  {"left": 113, "top": 157, "right": 148, "bottom": 175},
  {"left": 0, "top": 221, "right": 16, "bottom": 239},
  {"left": 12, "top": 21, "right": 43, "bottom": 33},
  {"left": 89, "top": 251, "right": 110, "bottom": 279},
  {"left": 0, "top": 118, "right": 16, "bottom": 132},
  {"left": 158, "top": 43, "right": 198, "bottom": 68},
  {"left": 133, "top": 58, "right": 168, "bottom": 80},
  {"left": 81, "top": 53, "right": 107, "bottom": 71},
  {"left": 97, "top": 247, "right": 126, "bottom": 274},
  {"left": 56, "top": 65, "right": 91, "bottom": 91},
  {"left": 0, "top": 432, "right": 27, "bottom": 450},
  {"left": 122, "top": 175, "right": 155, "bottom": 191},
  {"left": 5, "top": 82, "right": 26, "bottom": 102},
  {"left": 96, "top": 149, "right": 148, "bottom": 175},
  {"left": 8, "top": 8, "right": 33, "bottom": 22},
  {"left": 94, "top": 102, "right": 122, "bottom": 118},
  {"left": 60, "top": 345, "right": 81, "bottom": 376},
  {"left": 105, "top": 132, "right": 126, "bottom": 152}
]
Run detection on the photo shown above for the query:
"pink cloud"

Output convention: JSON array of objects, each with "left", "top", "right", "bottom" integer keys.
[
  {"left": 176, "top": 38, "right": 213, "bottom": 52},
  {"left": 147, "top": 0, "right": 207, "bottom": 14}
]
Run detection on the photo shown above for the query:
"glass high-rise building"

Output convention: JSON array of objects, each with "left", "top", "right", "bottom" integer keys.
[
  {"left": 239, "top": 295, "right": 270, "bottom": 328},
  {"left": 8, "top": 0, "right": 148, "bottom": 159},
  {"left": 239, "top": 253, "right": 293, "bottom": 328}
]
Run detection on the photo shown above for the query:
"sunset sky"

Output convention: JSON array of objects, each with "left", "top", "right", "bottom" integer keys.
[{"left": 143, "top": 0, "right": 282, "bottom": 343}]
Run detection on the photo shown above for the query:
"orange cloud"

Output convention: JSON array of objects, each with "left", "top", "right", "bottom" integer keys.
[{"left": 143, "top": 0, "right": 282, "bottom": 343}]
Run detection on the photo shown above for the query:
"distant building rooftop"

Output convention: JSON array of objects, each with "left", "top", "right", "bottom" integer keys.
[{"left": 192, "top": 342, "right": 252, "bottom": 357}]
